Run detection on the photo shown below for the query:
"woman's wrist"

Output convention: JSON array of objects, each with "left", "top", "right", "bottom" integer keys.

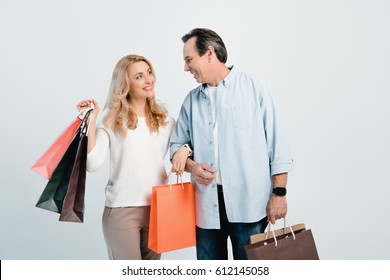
[{"left": 182, "top": 144, "right": 193, "bottom": 156}]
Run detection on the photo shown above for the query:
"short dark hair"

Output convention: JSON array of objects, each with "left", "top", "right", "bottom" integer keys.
[{"left": 182, "top": 28, "right": 228, "bottom": 63}]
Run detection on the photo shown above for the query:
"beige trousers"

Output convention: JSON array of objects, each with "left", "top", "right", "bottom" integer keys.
[{"left": 102, "top": 206, "right": 161, "bottom": 260}]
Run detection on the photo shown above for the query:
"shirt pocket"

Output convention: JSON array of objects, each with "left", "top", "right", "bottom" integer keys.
[{"left": 230, "top": 104, "right": 261, "bottom": 130}]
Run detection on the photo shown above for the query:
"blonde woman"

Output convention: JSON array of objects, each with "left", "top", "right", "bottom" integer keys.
[{"left": 77, "top": 55, "right": 190, "bottom": 260}]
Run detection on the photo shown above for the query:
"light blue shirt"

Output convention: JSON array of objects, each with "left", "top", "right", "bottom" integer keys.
[{"left": 170, "top": 66, "right": 294, "bottom": 229}]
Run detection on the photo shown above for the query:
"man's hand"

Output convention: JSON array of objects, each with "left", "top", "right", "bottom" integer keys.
[
  {"left": 266, "top": 195, "right": 287, "bottom": 224},
  {"left": 190, "top": 162, "right": 216, "bottom": 186}
]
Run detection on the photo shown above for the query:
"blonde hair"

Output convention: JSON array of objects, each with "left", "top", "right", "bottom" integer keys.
[{"left": 103, "top": 55, "right": 168, "bottom": 138}]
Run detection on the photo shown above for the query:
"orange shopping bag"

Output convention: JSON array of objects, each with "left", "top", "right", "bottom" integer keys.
[{"left": 148, "top": 176, "right": 196, "bottom": 253}]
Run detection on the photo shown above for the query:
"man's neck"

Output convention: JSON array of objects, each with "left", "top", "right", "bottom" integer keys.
[{"left": 207, "top": 64, "right": 230, "bottom": 87}]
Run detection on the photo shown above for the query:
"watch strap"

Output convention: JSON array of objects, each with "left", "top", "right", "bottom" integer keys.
[
  {"left": 183, "top": 144, "right": 193, "bottom": 156},
  {"left": 272, "top": 187, "right": 287, "bottom": 196}
]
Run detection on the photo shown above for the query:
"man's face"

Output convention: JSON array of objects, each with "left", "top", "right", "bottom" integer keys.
[{"left": 183, "top": 37, "right": 209, "bottom": 84}]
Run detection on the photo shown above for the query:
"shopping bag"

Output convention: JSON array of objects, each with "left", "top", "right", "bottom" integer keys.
[
  {"left": 148, "top": 176, "right": 196, "bottom": 253},
  {"left": 244, "top": 219, "right": 320, "bottom": 260},
  {"left": 31, "top": 117, "right": 82, "bottom": 179},
  {"left": 35, "top": 109, "right": 91, "bottom": 216},
  {"left": 59, "top": 133, "right": 88, "bottom": 223},
  {"left": 35, "top": 129, "right": 81, "bottom": 213}
]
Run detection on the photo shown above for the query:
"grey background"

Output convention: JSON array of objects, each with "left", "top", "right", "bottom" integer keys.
[{"left": 1, "top": 0, "right": 389, "bottom": 260}]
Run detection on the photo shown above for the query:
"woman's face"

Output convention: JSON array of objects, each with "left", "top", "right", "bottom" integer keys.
[{"left": 128, "top": 61, "right": 155, "bottom": 101}]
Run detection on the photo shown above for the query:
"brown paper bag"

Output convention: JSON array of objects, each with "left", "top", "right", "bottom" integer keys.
[{"left": 245, "top": 222, "right": 320, "bottom": 260}]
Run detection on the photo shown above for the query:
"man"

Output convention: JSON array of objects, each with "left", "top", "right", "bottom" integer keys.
[{"left": 170, "top": 28, "right": 294, "bottom": 260}]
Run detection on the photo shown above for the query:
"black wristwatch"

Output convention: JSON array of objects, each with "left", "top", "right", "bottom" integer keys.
[{"left": 272, "top": 187, "right": 287, "bottom": 196}]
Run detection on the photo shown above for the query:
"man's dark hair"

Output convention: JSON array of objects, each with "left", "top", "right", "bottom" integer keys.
[{"left": 182, "top": 28, "right": 228, "bottom": 63}]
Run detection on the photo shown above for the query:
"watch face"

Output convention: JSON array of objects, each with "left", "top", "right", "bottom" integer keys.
[{"left": 273, "top": 187, "right": 287, "bottom": 196}]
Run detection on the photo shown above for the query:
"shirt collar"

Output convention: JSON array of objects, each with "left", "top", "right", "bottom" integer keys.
[
  {"left": 200, "top": 65, "right": 236, "bottom": 93},
  {"left": 222, "top": 65, "right": 236, "bottom": 87}
]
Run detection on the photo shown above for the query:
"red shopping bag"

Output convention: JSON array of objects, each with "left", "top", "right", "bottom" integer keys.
[
  {"left": 31, "top": 112, "right": 88, "bottom": 179},
  {"left": 148, "top": 179, "right": 196, "bottom": 253}
]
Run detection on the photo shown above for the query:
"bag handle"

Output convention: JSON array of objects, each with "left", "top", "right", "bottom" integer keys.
[
  {"left": 79, "top": 108, "right": 93, "bottom": 136},
  {"left": 77, "top": 107, "right": 93, "bottom": 120},
  {"left": 165, "top": 171, "right": 185, "bottom": 190},
  {"left": 264, "top": 217, "right": 296, "bottom": 247}
]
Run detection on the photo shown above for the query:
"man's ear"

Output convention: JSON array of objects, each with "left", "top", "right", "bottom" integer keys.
[
  {"left": 207, "top": 46, "right": 214, "bottom": 62},
  {"left": 207, "top": 46, "right": 215, "bottom": 56}
]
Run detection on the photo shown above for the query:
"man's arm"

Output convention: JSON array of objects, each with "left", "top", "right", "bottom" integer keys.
[
  {"left": 257, "top": 79, "right": 293, "bottom": 225},
  {"left": 267, "top": 172, "right": 288, "bottom": 224}
]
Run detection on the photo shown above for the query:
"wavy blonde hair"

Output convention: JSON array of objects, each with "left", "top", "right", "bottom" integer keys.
[{"left": 103, "top": 55, "right": 168, "bottom": 138}]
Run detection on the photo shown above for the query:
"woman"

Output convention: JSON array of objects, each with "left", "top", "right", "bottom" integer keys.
[{"left": 77, "top": 55, "right": 189, "bottom": 260}]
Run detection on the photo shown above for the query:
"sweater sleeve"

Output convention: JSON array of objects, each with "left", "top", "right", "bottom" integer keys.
[
  {"left": 169, "top": 94, "right": 192, "bottom": 160},
  {"left": 86, "top": 126, "right": 110, "bottom": 172},
  {"left": 160, "top": 115, "right": 175, "bottom": 159}
]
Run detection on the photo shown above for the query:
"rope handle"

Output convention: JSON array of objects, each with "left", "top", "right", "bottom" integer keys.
[
  {"left": 77, "top": 106, "right": 93, "bottom": 120},
  {"left": 264, "top": 217, "right": 296, "bottom": 247},
  {"left": 79, "top": 108, "right": 93, "bottom": 136},
  {"left": 165, "top": 171, "right": 185, "bottom": 191}
]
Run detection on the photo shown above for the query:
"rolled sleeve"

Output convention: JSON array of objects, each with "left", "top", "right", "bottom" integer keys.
[
  {"left": 270, "top": 161, "right": 294, "bottom": 176},
  {"left": 258, "top": 79, "right": 294, "bottom": 175}
]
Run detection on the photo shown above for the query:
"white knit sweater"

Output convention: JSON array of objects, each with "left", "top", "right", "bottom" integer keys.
[{"left": 86, "top": 115, "right": 175, "bottom": 207}]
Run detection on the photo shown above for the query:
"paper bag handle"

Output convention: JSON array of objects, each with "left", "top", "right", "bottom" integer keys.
[
  {"left": 79, "top": 108, "right": 93, "bottom": 136},
  {"left": 165, "top": 171, "right": 185, "bottom": 190},
  {"left": 265, "top": 217, "right": 296, "bottom": 247}
]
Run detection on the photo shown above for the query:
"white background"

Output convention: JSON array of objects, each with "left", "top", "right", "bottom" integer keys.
[{"left": 0, "top": 0, "right": 389, "bottom": 260}]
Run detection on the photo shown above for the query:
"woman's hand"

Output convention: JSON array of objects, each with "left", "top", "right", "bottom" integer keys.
[
  {"left": 171, "top": 146, "right": 190, "bottom": 176},
  {"left": 77, "top": 99, "right": 100, "bottom": 153},
  {"left": 77, "top": 99, "right": 100, "bottom": 120}
]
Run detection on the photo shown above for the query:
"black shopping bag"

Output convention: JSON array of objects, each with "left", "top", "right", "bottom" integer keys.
[{"left": 35, "top": 130, "right": 81, "bottom": 213}]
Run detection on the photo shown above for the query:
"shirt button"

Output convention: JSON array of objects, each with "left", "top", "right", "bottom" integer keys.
[
  {"left": 210, "top": 162, "right": 214, "bottom": 166},
  {"left": 213, "top": 204, "right": 218, "bottom": 208},
  {"left": 209, "top": 141, "right": 213, "bottom": 144},
  {"left": 209, "top": 122, "right": 212, "bottom": 125}
]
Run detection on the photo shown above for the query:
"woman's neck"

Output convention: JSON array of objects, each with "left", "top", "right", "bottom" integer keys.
[{"left": 129, "top": 99, "right": 146, "bottom": 117}]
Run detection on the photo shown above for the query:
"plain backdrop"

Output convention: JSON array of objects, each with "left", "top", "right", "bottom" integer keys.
[{"left": 1, "top": 0, "right": 389, "bottom": 260}]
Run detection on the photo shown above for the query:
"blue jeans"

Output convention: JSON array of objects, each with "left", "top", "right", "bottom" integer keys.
[{"left": 196, "top": 185, "right": 268, "bottom": 260}]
